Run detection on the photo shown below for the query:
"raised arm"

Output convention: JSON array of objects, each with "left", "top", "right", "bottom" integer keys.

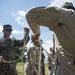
[
  {"left": 23, "top": 27, "right": 30, "bottom": 45},
  {"left": 14, "top": 27, "right": 30, "bottom": 47}
]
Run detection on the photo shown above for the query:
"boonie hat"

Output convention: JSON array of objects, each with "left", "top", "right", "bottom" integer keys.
[{"left": 3, "top": 24, "right": 13, "bottom": 31}]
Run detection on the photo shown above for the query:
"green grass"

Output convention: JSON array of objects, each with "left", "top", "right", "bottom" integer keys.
[
  {"left": 16, "top": 62, "right": 48, "bottom": 75},
  {"left": 17, "top": 62, "right": 23, "bottom": 66},
  {"left": 16, "top": 62, "right": 24, "bottom": 75},
  {"left": 18, "top": 71, "right": 23, "bottom": 75}
]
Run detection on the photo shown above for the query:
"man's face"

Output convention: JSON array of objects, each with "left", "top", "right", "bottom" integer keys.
[{"left": 3, "top": 29, "right": 12, "bottom": 37}]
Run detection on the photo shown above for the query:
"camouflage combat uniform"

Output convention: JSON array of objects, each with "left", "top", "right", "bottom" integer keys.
[
  {"left": 26, "top": 43, "right": 42, "bottom": 75},
  {"left": 0, "top": 36, "right": 29, "bottom": 75}
]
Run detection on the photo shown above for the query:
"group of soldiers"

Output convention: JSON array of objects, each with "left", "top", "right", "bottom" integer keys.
[
  {"left": 0, "top": 1, "right": 75, "bottom": 75},
  {"left": 25, "top": 33, "right": 56, "bottom": 75},
  {"left": 0, "top": 24, "right": 55, "bottom": 75}
]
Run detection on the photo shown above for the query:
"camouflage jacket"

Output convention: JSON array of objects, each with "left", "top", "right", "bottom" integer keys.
[
  {"left": 27, "top": 43, "right": 40, "bottom": 64},
  {"left": 0, "top": 36, "right": 29, "bottom": 69}
]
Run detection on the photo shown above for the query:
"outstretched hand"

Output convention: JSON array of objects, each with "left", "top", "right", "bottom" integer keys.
[{"left": 24, "top": 27, "right": 30, "bottom": 34}]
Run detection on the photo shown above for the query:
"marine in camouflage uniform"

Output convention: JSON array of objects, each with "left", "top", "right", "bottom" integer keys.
[
  {"left": 0, "top": 24, "right": 30, "bottom": 75},
  {"left": 26, "top": 40, "right": 42, "bottom": 75}
]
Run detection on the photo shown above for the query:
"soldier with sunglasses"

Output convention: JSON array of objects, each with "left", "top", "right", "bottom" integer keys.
[{"left": 0, "top": 24, "right": 30, "bottom": 75}]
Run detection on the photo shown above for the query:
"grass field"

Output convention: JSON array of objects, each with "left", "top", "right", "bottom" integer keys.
[{"left": 16, "top": 62, "right": 49, "bottom": 75}]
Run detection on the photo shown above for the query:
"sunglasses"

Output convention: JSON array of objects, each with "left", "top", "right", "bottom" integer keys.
[{"left": 5, "top": 29, "right": 12, "bottom": 32}]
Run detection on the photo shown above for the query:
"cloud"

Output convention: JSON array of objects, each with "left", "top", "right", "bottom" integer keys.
[
  {"left": 48, "top": 0, "right": 75, "bottom": 7},
  {"left": 11, "top": 11, "right": 29, "bottom": 27},
  {"left": 15, "top": 17, "right": 25, "bottom": 25},
  {"left": 12, "top": 11, "right": 26, "bottom": 17},
  {"left": 42, "top": 40, "right": 53, "bottom": 53},
  {"left": 18, "top": 11, "right": 26, "bottom": 17},
  {"left": 11, "top": 12, "right": 16, "bottom": 17},
  {"left": 42, "top": 40, "right": 53, "bottom": 62},
  {"left": 0, "top": 25, "right": 3, "bottom": 32},
  {"left": 12, "top": 30, "right": 23, "bottom": 34}
]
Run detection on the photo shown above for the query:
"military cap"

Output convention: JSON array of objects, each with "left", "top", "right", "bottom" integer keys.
[
  {"left": 3, "top": 24, "right": 13, "bottom": 31},
  {"left": 62, "top": 2, "right": 75, "bottom": 10}
]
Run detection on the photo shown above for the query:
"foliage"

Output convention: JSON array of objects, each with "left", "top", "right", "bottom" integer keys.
[
  {"left": 12, "top": 37, "right": 28, "bottom": 62},
  {"left": 15, "top": 46, "right": 28, "bottom": 62}
]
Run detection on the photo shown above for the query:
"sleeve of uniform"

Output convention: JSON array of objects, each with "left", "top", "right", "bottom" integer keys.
[
  {"left": 27, "top": 44, "right": 34, "bottom": 61},
  {"left": 14, "top": 34, "right": 30, "bottom": 47},
  {"left": 23, "top": 33, "right": 30, "bottom": 45},
  {"left": 26, "top": 11, "right": 40, "bottom": 34},
  {"left": 26, "top": 6, "right": 61, "bottom": 33}
]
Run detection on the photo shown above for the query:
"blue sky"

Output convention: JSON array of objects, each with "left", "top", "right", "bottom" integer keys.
[
  {"left": 0, "top": 0, "right": 54, "bottom": 53},
  {"left": 0, "top": 0, "right": 74, "bottom": 53}
]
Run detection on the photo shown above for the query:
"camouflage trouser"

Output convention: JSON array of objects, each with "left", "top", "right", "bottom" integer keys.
[
  {"left": 25, "top": 60, "right": 43, "bottom": 75},
  {"left": 25, "top": 60, "right": 38, "bottom": 75},
  {"left": 0, "top": 68, "right": 18, "bottom": 75}
]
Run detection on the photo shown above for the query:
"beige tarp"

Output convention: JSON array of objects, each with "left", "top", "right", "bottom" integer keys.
[{"left": 26, "top": 5, "right": 75, "bottom": 75}]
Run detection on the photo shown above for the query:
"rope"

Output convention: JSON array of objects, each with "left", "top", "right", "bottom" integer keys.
[
  {"left": 43, "top": 48, "right": 54, "bottom": 62},
  {"left": 2, "top": 29, "right": 29, "bottom": 75},
  {"left": 3, "top": 57, "right": 22, "bottom": 63},
  {"left": 2, "top": 48, "right": 27, "bottom": 64},
  {"left": 38, "top": 45, "right": 54, "bottom": 75},
  {"left": 2, "top": 29, "right": 29, "bottom": 63},
  {"left": 38, "top": 45, "right": 42, "bottom": 75},
  {"left": 22, "top": 31, "right": 29, "bottom": 75}
]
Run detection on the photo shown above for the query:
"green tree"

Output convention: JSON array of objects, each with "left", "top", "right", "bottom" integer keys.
[{"left": 15, "top": 46, "right": 28, "bottom": 62}]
